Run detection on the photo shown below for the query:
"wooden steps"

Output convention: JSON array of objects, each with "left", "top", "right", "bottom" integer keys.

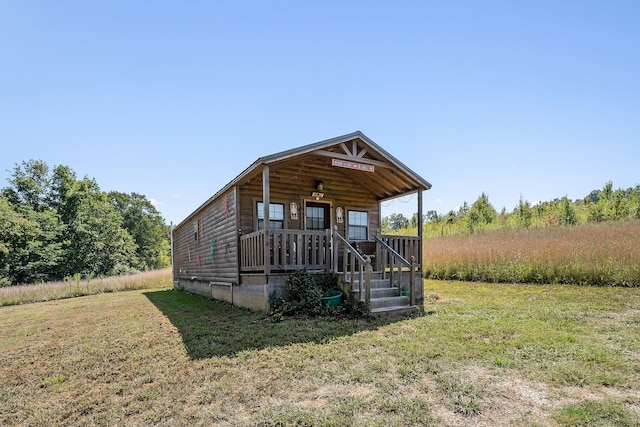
[{"left": 346, "top": 272, "right": 418, "bottom": 316}]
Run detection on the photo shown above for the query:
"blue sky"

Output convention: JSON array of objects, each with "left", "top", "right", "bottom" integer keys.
[{"left": 1, "top": 1, "right": 638, "bottom": 225}]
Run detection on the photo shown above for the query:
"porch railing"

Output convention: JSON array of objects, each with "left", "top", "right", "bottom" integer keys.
[
  {"left": 240, "top": 229, "right": 331, "bottom": 272},
  {"left": 333, "top": 226, "right": 372, "bottom": 305},
  {"left": 377, "top": 234, "right": 420, "bottom": 267},
  {"left": 375, "top": 235, "right": 417, "bottom": 306}
]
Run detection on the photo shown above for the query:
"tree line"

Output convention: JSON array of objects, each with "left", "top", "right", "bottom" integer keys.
[
  {"left": 383, "top": 181, "right": 640, "bottom": 237},
  {"left": 0, "top": 160, "right": 171, "bottom": 286}
]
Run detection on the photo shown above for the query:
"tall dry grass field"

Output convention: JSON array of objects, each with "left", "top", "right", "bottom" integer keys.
[
  {"left": 0, "top": 268, "right": 172, "bottom": 307},
  {"left": 423, "top": 220, "right": 640, "bottom": 286}
]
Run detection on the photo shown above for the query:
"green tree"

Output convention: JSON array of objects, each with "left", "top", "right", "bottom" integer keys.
[
  {"left": 2, "top": 160, "right": 51, "bottom": 212},
  {"left": 60, "top": 179, "right": 137, "bottom": 277},
  {"left": 425, "top": 210, "right": 440, "bottom": 223},
  {"left": 557, "top": 197, "right": 578, "bottom": 226},
  {"left": 0, "top": 196, "right": 64, "bottom": 285},
  {"left": 1, "top": 160, "right": 144, "bottom": 281},
  {"left": 632, "top": 185, "right": 640, "bottom": 219},
  {"left": 466, "top": 192, "right": 497, "bottom": 233},
  {"left": 458, "top": 201, "right": 470, "bottom": 217},
  {"left": 386, "top": 213, "right": 410, "bottom": 231},
  {"left": 587, "top": 199, "right": 606, "bottom": 222},
  {"left": 516, "top": 196, "right": 532, "bottom": 228},
  {"left": 410, "top": 213, "right": 418, "bottom": 228},
  {"left": 48, "top": 164, "right": 79, "bottom": 221},
  {"left": 584, "top": 181, "right": 640, "bottom": 222},
  {"left": 108, "top": 191, "right": 171, "bottom": 270}
]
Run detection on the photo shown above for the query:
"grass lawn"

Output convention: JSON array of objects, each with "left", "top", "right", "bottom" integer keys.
[{"left": 1, "top": 280, "right": 639, "bottom": 426}]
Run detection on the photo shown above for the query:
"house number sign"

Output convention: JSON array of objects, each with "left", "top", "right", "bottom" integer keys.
[{"left": 331, "top": 158, "right": 375, "bottom": 173}]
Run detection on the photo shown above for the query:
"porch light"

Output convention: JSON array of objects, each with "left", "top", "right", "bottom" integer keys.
[{"left": 312, "top": 180, "right": 325, "bottom": 200}]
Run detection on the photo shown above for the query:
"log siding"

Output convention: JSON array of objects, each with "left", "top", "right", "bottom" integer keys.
[{"left": 173, "top": 188, "right": 238, "bottom": 284}]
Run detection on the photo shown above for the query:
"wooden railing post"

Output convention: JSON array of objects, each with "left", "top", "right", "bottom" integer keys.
[
  {"left": 364, "top": 256, "right": 372, "bottom": 306},
  {"left": 333, "top": 225, "right": 339, "bottom": 273},
  {"left": 353, "top": 255, "right": 358, "bottom": 299},
  {"left": 325, "top": 228, "right": 332, "bottom": 272},
  {"left": 409, "top": 256, "right": 416, "bottom": 306}
]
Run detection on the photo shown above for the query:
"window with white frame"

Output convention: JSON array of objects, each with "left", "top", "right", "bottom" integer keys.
[
  {"left": 348, "top": 210, "right": 368, "bottom": 240},
  {"left": 257, "top": 202, "right": 285, "bottom": 230}
]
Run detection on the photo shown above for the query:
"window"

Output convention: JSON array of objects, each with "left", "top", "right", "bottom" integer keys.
[
  {"left": 306, "top": 202, "right": 330, "bottom": 230},
  {"left": 348, "top": 210, "right": 368, "bottom": 240},
  {"left": 193, "top": 219, "right": 199, "bottom": 241},
  {"left": 257, "top": 202, "right": 284, "bottom": 230}
]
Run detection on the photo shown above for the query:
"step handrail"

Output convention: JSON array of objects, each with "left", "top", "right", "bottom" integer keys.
[
  {"left": 374, "top": 235, "right": 416, "bottom": 305},
  {"left": 333, "top": 226, "right": 372, "bottom": 305}
]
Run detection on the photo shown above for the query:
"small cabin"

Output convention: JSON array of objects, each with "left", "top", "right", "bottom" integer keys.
[{"left": 171, "top": 131, "right": 431, "bottom": 313}]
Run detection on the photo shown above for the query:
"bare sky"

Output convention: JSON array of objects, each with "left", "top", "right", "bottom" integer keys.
[{"left": 2, "top": 1, "right": 638, "bottom": 224}]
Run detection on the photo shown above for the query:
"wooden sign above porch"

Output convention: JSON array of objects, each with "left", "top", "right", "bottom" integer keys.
[{"left": 331, "top": 158, "right": 375, "bottom": 173}]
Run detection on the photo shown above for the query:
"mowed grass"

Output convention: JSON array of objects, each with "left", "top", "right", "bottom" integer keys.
[
  {"left": 0, "top": 268, "right": 172, "bottom": 307},
  {"left": 424, "top": 220, "right": 640, "bottom": 286},
  {"left": 2, "top": 279, "right": 639, "bottom": 426}
]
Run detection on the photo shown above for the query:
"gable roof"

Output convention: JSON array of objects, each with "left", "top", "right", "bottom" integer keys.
[
  {"left": 179, "top": 131, "right": 431, "bottom": 226},
  {"left": 241, "top": 130, "right": 430, "bottom": 192}
]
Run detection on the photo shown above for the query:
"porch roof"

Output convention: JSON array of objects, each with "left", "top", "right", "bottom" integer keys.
[
  {"left": 180, "top": 131, "right": 431, "bottom": 227},
  {"left": 239, "top": 130, "right": 429, "bottom": 192}
]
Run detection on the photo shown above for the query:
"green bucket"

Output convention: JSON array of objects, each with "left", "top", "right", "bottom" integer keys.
[{"left": 321, "top": 290, "right": 343, "bottom": 307}]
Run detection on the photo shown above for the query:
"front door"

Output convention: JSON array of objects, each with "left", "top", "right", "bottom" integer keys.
[
  {"left": 305, "top": 201, "right": 331, "bottom": 231},
  {"left": 305, "top": 201, "right": 331, "bottom": 269}
]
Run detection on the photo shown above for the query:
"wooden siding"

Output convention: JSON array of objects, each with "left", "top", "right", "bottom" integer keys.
[
  {"left": 237, "top": 156, "right": 381, "bottom": 238},
  {"left": 173, "top": 188, "right": 239, "bottom": 283}
]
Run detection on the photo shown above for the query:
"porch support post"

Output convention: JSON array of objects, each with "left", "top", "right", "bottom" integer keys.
[
  {"left": 364, "top": 257, "right": 372, "bottom": 306},
  {"left": 170, "top": 222, "right": 175, "bottom": 285},
  {"left": 333, "top": 225, "right": 339, "bottom": 276},
  {"left": 263, "top": 165, "right": 271, "bottom": 275},
  {"left": 234, "top": 187, "right": 242, "bottom": 282},
  {"left": 417, "top": 189, "right": 423, "bottom": 299}
]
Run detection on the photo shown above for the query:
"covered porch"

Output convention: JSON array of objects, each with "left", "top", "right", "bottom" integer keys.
[{"left": 239, "top": 227, "right": 422, "bottom": 306}]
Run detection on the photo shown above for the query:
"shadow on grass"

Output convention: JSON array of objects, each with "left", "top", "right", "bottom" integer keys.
[{"left": 144, "top": 289, "right": 397, "bottom": 360}]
